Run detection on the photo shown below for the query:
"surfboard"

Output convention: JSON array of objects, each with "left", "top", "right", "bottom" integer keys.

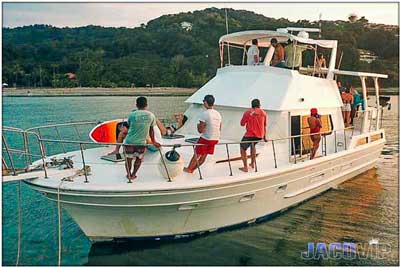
[{"left": 89, "top": 119, "right": 127, "bottom": 143}]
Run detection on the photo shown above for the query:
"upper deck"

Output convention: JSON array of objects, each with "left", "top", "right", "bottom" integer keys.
[
  {"left": 185, "top": 65, "right": 342, "bottom": 111},
  {"left": 218, "top": 29, "right": 338, "bottom": 79}
]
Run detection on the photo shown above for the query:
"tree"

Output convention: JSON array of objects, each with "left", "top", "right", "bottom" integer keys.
[{"left": 2, "top": 9, "right": 398, "bottom": 88}]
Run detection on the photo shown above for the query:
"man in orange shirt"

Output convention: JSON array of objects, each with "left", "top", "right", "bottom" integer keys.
[
  {"left": 271, "top": 38, "right": 286, "bottom": 68},
  {"left": 239, "top": 99, "right": 267, "bottom": 172}
]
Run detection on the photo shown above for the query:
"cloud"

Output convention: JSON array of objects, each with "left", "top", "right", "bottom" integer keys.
[{"left": 3, "top": 3, "right": 398, "bottom": 28}]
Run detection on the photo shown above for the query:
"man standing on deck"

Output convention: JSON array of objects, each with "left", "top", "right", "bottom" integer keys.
[
  {"left": 308, "top": 108, "right": 322, "bottom": 160},
  {"left": 184, "top": 95, "right": 222, "bottom": 173},
  {"left": 239, "top": 99, "right": 267, "bottom": 172},
  {"left": 124, "top": 96, "right": 161, "bottom": 181}
]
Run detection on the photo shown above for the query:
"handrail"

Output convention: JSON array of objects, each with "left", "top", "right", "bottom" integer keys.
[
  {"left": 25, "top": 121, "right": 99, "bottom": 133},
  {"left": 18, "top": 120, "right": 357, "bottom": 147},
  {"left": 36, "top": 127, "right": 353, "bottom": 148},
  {"left": 3, "top": 126, "right": 27, "bottom": 133},
  {"left": 2, "top": 119, "right": 359, "bottom": 182}
]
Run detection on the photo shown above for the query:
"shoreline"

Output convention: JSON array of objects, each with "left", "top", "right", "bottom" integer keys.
[
  {"left": 2, "top": 87, "right": 198, "bottom": 97},
  {"left": 2, "top": 87, "right": 399, "bottom": 97}
]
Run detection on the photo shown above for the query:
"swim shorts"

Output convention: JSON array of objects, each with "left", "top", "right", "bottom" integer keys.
[
  {"left": 240, "top": 136, "right": 262, "bottom": 150},
  {"left": 124, "top": 145, "right": 146, "bottom": 159},
  {"left": 342, "top": 103, "right": 351, "bottom": 112},
  {"left": 195, "top": 137, "right": 218, "bottom": 155}
]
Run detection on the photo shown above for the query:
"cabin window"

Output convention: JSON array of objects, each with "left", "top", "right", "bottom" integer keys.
[
  {"left": 290, "top": 114, "right": 333, "bottom": 156},
  {"left": 370, "top": 133, "right": 383, "bottom": 142}
]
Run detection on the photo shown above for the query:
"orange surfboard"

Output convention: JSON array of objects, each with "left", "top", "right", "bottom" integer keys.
[{"left": 89, "top": 119, "right": 127, "bottom": 143}]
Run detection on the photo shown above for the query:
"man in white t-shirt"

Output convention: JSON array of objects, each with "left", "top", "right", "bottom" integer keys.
[
  {"left": 247, "top": 39, "right": 259, "bottom": 65},
  {"left": 184, "top": 95, "right": 222, "bottom": 173}
]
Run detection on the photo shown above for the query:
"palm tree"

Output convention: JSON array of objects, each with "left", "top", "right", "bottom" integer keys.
[{"left": 12, "top": 64, "right": 24, "bottom": 88}]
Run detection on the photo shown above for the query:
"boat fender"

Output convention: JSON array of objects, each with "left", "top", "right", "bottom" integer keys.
[
  {"left": 165, "top": 149, "right": 180, "bottom": 162},
  {"left": 158, "top": 146, "right": 184, "bottom": 179}
]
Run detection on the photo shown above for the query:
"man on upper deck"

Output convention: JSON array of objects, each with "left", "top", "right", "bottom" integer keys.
[
  {"left": 247, "top": 39, "right": 260, "bottom": 65},
  {"left": 271, "top": 38, "right": 286, "bottom": 68},
  {"left": 285, "top": 40, "right": 314, "bottom": 70}
]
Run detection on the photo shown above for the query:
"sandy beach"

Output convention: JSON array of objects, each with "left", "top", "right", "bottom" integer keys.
[
  {"left": 2, "top": 87, "right": 198, "bottom": 97},
  {"left": 2, "top": 86, "right": 398, "bottom": 97}
]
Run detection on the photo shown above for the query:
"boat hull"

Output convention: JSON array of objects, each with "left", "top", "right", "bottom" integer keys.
[{"left": 26, "top": 140, "right": 384, "bottom": 241}]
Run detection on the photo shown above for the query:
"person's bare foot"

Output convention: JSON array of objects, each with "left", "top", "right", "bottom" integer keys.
[
  {"left": 249, "top": 162, "right": 255, "bottom": 169},
  {"left": 239, "top": 167, "right": 248, "bottom": 172},
  {"left": 183, "top": 167, "right": 194, "bottom": 173},
  {"left": 131, "top": 174, "right": 137, "bottom": 180}
]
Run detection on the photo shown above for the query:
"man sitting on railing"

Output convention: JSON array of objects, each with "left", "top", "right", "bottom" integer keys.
[
  {"left": 124, "top": 96, "right": 161, "bottom": 181},
  {"left": 184, "top": 95, "right": 222, "bottom": 174},
  {"left": 239, "top": 99, "right": 267, "bottom": 172}
]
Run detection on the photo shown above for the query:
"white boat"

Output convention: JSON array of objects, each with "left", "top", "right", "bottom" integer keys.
[{"left": 3, "top": 28, "right": 389, "bottom": 242}]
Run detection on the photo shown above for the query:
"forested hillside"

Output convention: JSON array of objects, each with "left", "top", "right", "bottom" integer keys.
[{"left": 2, "top": 7, "right": 399, "bottom": 88}]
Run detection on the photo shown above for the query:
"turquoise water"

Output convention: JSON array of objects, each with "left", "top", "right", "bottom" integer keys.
[{"left": 2, "top": 96, "right": 398, "bottom": 265}]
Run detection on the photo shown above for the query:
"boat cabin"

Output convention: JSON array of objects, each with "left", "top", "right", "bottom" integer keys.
[{"left": 176, "top": 28, "right": 387, "bottom": 159}]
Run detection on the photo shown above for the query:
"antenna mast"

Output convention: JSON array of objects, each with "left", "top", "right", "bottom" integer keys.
[
  {"left": 225, "top": 8, "right": 230, "bottom": 65},
  {"left": 318, "top": 13, "right": 322, "bottom": 38}
]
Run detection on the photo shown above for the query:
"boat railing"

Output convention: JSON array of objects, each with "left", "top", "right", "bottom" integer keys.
[
  {"left": 3, "top": 121, "right": 358, "bottom": 182},
  {"left": 2, "top": 121, "right": 98, "bottom": 178},
  {"left": 353, "top": 106, "right": 384, "bottom": 133}
]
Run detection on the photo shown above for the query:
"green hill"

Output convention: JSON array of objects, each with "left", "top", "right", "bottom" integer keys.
[{"left": 2, "top": 7, "right": 398, "bottom": 88}]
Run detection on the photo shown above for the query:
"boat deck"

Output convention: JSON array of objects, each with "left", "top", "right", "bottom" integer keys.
[
  {"left": 26, "top": 134, "right": 296, "bottom": 191},
  {"left": 22, "top": 123, "right": 366, "bottom": 192}
]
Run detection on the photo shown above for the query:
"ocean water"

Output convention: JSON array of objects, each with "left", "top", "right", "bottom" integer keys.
[{"left": 2, "top": 96, "right": 398, "bottom": 266}]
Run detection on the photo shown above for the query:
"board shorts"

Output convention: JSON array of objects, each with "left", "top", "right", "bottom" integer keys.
[
  {"left": 240, "top": 136, "right": 262, "bottom": 150},
  {"left": 342, "top": 103, "right": 351, "bottom": 112},
  {"left": 195, "top": 137, "right": 218, "bottom": 155},
  {"left": 124, "top": 145, "right": 146, "bottom": 159}
]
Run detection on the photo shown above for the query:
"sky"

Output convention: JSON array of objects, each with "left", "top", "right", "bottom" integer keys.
[{"left": 3, "top": 2, "right": 399, "bottom": 28}]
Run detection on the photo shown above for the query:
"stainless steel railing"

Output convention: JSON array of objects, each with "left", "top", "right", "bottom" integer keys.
[{"left": 3, "top": 118, "right": 366, "bottom": 183}]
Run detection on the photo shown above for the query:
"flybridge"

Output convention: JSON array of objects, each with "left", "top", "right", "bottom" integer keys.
[{"left": 218, "top": 29, "right": 338, "bottom": 78}]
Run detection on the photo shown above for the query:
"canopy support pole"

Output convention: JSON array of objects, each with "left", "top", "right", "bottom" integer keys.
[
  {"left": 227, "top": 42, "right": 231, "bottom": 65},
  {"left": 292, "top": 40, "right": 297, "bottom": 70},
  {"left": 326, "top": 41, "right": 337, "bottom": 80},
  {"left": 373, "top": 77, "right": 380, "bottom": 130},
  {"left": 360, "top": 76, "right": 369, "bottom": 133},
  {"left": 312, "top": 44, "right": 317, "bottom": 76},
  {"left": 219, "top": 43, "right": 224, "bottom": 68}
]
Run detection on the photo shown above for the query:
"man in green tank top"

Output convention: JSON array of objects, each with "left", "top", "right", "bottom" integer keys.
[{"left": 124, "top": 96, "right": 161, "bottom": 181}]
